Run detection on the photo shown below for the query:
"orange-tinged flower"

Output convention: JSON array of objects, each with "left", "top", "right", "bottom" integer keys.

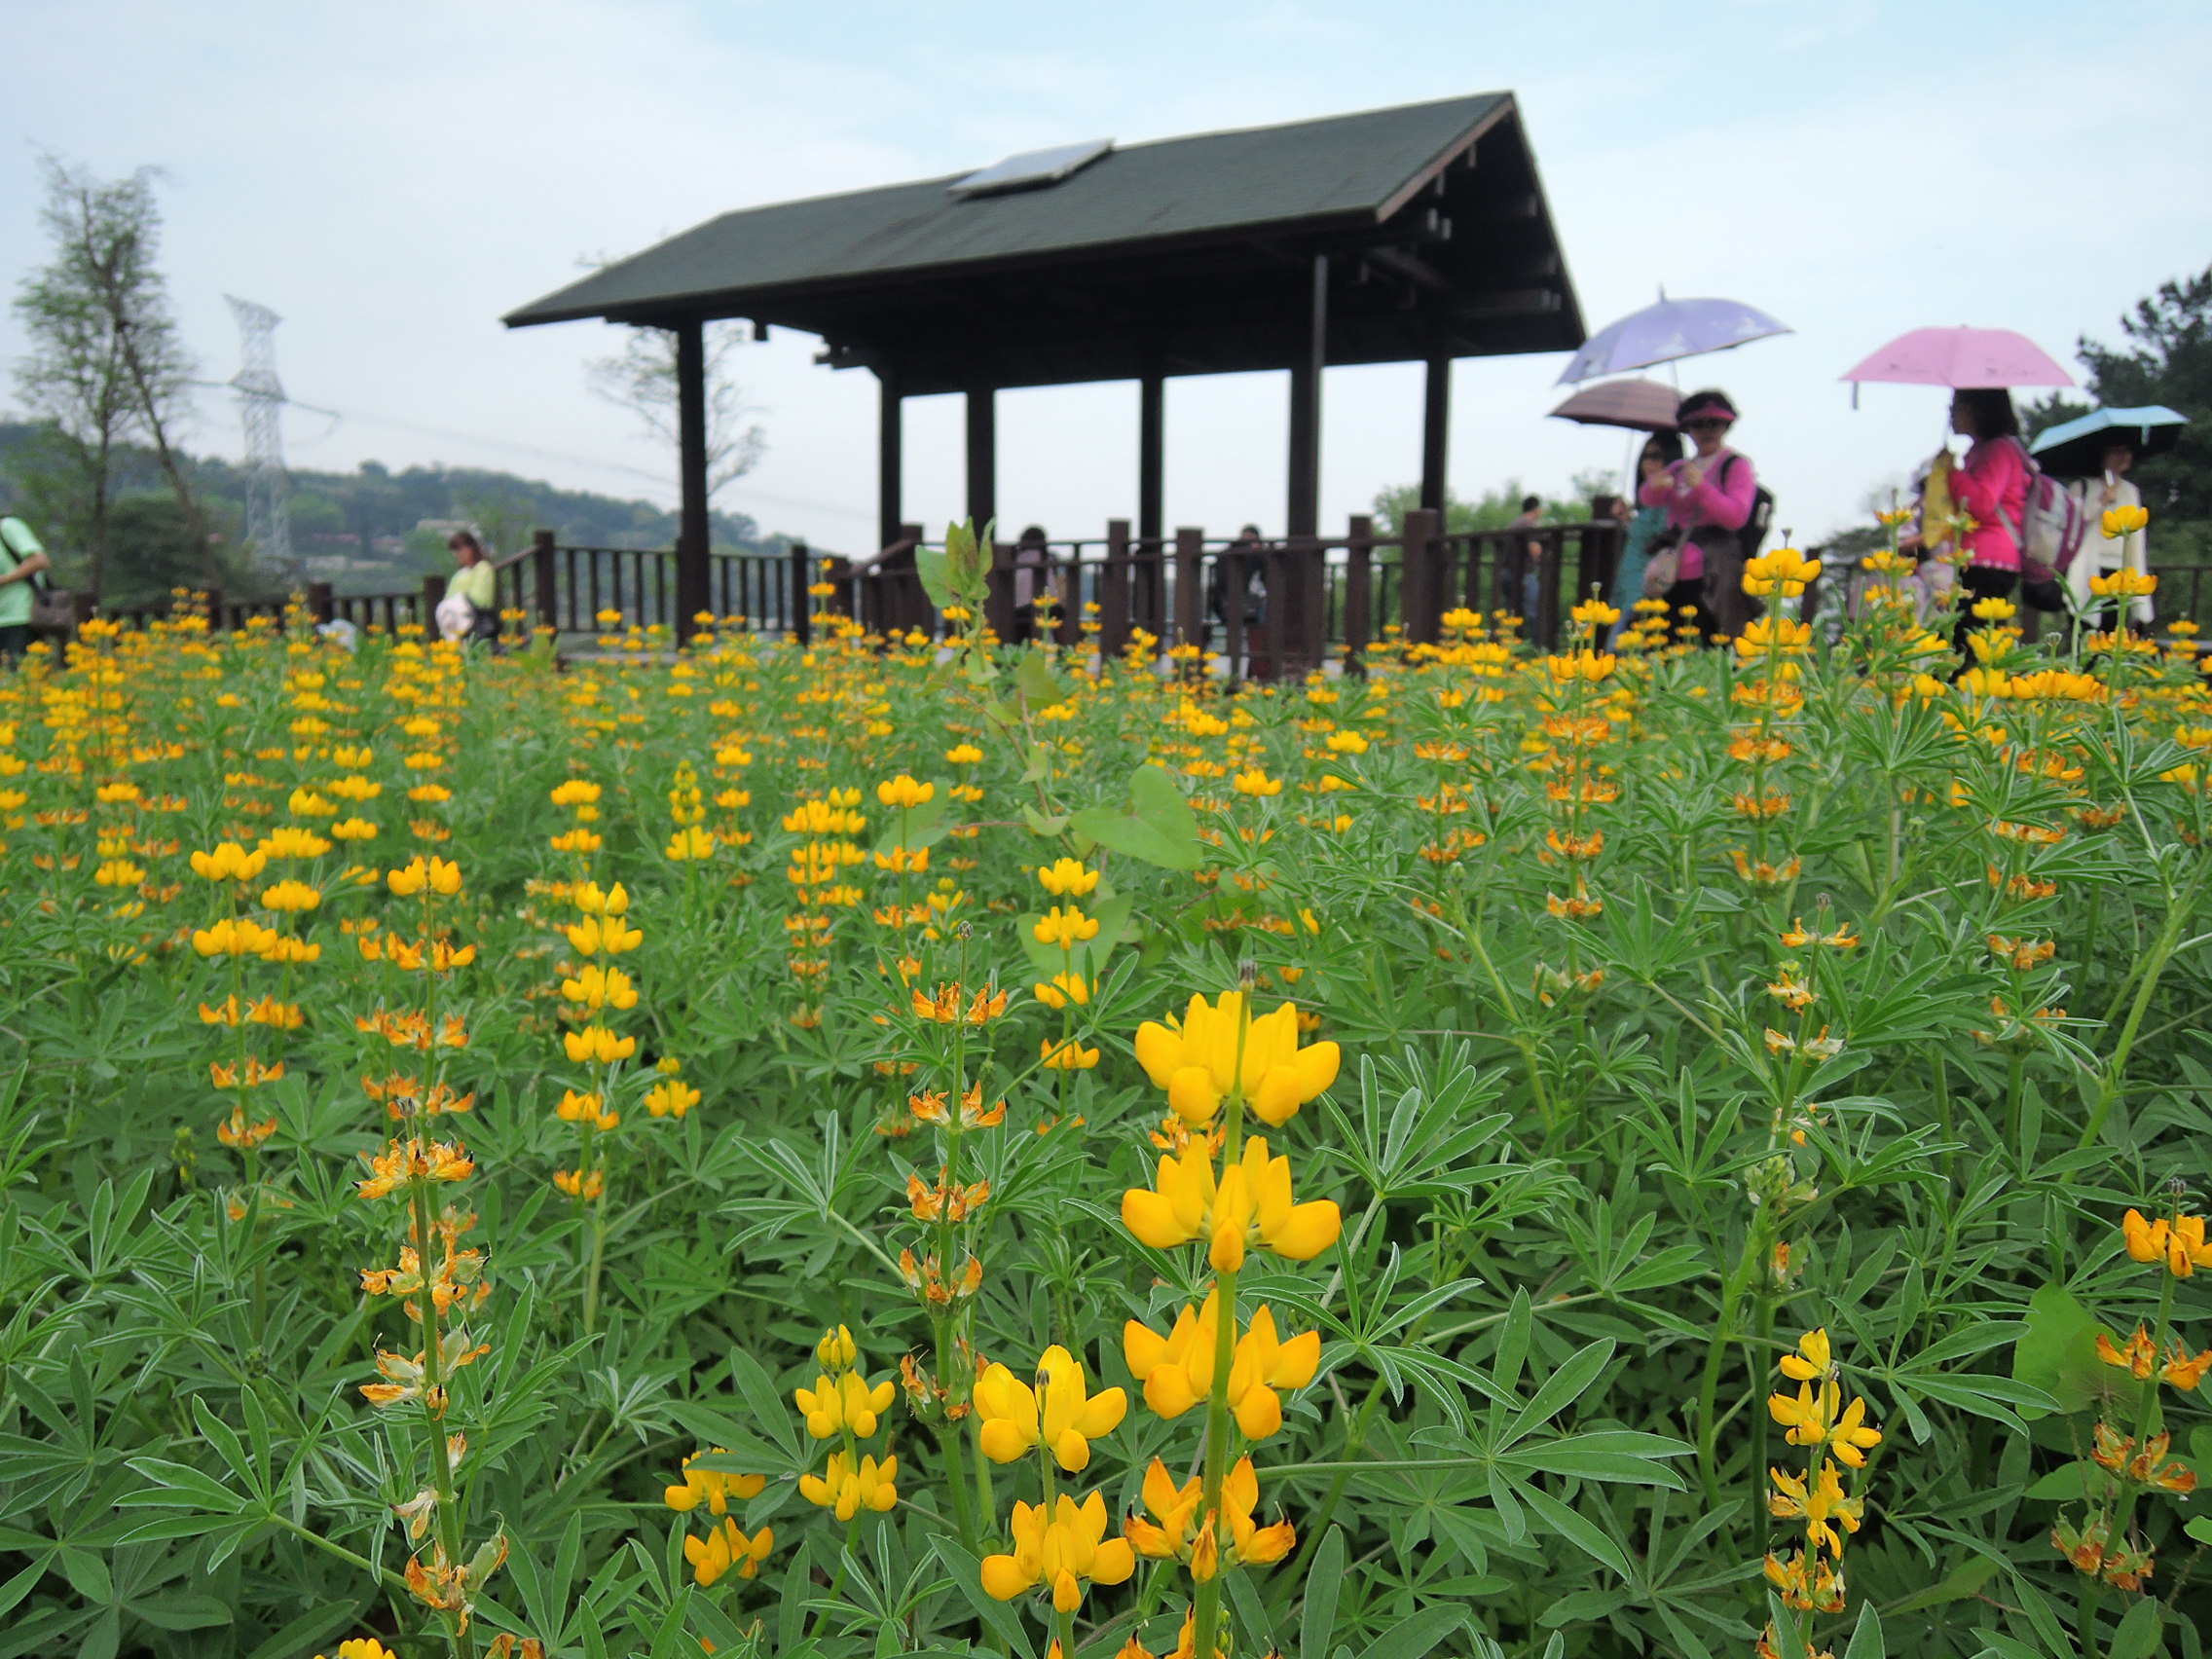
[{"left": 358, "top": 1137, "right": 475, "bottom": 1199}]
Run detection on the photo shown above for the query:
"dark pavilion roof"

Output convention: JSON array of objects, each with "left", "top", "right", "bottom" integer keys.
[{"left": 505, "top": 93, "right": 1583, "bottom": 395}]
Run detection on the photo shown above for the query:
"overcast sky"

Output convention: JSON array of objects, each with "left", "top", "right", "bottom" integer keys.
[{"left": 5, "top": 0, "right": 2208, "bottom": 552}]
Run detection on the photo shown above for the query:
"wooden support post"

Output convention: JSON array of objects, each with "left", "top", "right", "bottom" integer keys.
[
  {"left": 1101, "top": 518, "right": 1132, "bottom": 658},
  {"left": 966, "top": 383, "right": 996, "bottom": 535},
  {"left": 674, "top": 317, "right": 711, "bottom": 643},
  {"left": 877, "top": 365, "right": 903, "bottom": 553},
  {"left": 1138, "top": 372, "right": 1164, "bottom": 546},
  {"left": 1287, "top": 255, "right": 1327, "bottom": 539},
  {"left": 423, "top": 573, "right": 446, "bottom": 637},
  {"left": 1345, "top": 513, "right": 1374, "bottom": 674},
  {"left": 532, "top": 529, "right": 559, "bottom": 632},
  {"left": 1402, "top": 508, "right": 1441, "bottom": 646},
  {"left": 1173, "top": 528, "right": 1203, "bottom": 654},
  {"left": 203, "top": 586, "right": 224, "bottom": 633},
  {"left": 791, "top": 539, "right": 812, "bottom": 645},
  {"left": 307, "top": 581, "right": 335, "bottom": 625},
  {"left": 1420, "top": 354, "right": 1451, "bottom": 517},
  {"left": 984, "top": 535, "right": 1014, "bottom": 643}
]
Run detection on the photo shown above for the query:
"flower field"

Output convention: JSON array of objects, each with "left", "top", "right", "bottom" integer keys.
[{"left": 1, "top": 536, "right": 2209, "bottom": 1659}]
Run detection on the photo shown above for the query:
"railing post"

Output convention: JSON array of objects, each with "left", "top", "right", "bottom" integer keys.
[
  {"left": 532, "top": 530, "right": 559, "bottom": 634},
  {"left": 203, "top": 586, "right": 225, "bottom": 634},
  {"left": 1173, "top": 528, "right": 1204, "bottom": 656},
  {"left": 984, "top": 537, "right": 1014, "bottom": 643},
  {"left": 70, "top": 592, "right": 95, "bottom": 634},
  {"left": 1100, "top": 518, "right": 1132, "bottom": 659},
  {"left": 307, "top": 581, "right": 335, "bottom": 625},
  {"left": 422, "top": 572, "right": 446, "bottom": 635},
  {"left": 790, "top": 540, "right": 812, "bottom": 645},
  {"left": 1344, "top": 513, "right": 1374, "bottom": 675},
  {"left": 1402, "top": 509, "right": 1441, "bottom": 646}
]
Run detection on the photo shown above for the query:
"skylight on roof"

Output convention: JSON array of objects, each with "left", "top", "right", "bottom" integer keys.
[{"left": 948, "top": 138, "right": 1113, "bottom": 199}]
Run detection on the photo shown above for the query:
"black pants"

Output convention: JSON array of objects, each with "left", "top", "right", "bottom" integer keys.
[
  {"left": 1952, "top": 565, "right": 2018, "bottom": 655},
  {"left": 0, "top": 624, "right": 30, "bottom": 664}
]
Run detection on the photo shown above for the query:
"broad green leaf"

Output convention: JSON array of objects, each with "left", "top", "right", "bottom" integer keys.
[
  {"left": 2010, "top": 1282, "right": 2106, "bottom": 1419},
  {"left": 1842, "top": 1601, "right": 1884, "bottom": 1659},
  {"left": 1071, "top": 766, "right": 1202, "bottom": 870},
  {"left": 1518, "top": 1483, "right": 1634, "bottom": 1580},
  {"left": 2109, "top": 1594, "right": 2162, "bottom": 1659},
  {"left": 1354, "top": 1604, "right": 1468, "bottom": 1659}
]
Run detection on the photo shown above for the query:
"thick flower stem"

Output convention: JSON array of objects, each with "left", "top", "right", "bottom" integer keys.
[
  {"left": 2080, "top": 865, "right": 2202, "bottom": 1147},
  {"left": 1192, "top": 1064, "right": 1247, "bottom": 1659},
  {"left": 1695, "top": 1225, "right": 1767, "bottom": 1511}
]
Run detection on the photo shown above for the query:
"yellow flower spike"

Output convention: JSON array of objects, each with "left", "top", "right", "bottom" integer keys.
[
  {"left": 838, "top": 1369, "right": 895, "bottom": 1436},
  {"left": 1038, "top": 857, "right": 1100, "bottom": 897},
  {"left": 2122, "top": 1206, "right": 2212, "bottom": 1275},
  {"left": 877, "top": 774, "right": 935, "bottom": 809},
  {"left": 2101, "top": 502, "right": 2150, "bottom": 539},
  {"left": 644, "top": 1080, "right": 701, "bottom": 1118},
  {"left": 1124, "top": 1295, "right": 1216, "bottom": 1419},
  {"left": 663, "top": 1450, "right": 766, "bottom": 1516},
  {"left": 191, "top": 841, "right": 269, "bottom": 882},
  {"left": 1033, "top": 905, "right": 1100, "bottom": 949},
  {"left": 1134, "top": 993, "right": 1340, "bottom": 1127},
  {"left": 1222, "top": 1454, "right": 1296, "bottom": 1566},
  {"left": 1121, "top": 1137, "right": 1341, "bottom": 1266},
  {"left": 980, "top": 1492, "right": 1135, "bottom": 1609},
  {"left": 1037, "top": 1346, "right": 1127, "bottom": 1471},
  {"left": 1824, "top": 1393, "right": 1882, "bottom": 1468},
  {"left": 562, "top": 1025, "right": 636, "bottom": 1065},
  {"left": 1225, "top": 1304, "right": 1322, "bottom": 1439},
  {"left": 1124, "top": 1457, "right": 1204, "bottom": 1561},
  {"left": 683, "top": 1517, "right": 773, "bottom": 1587},
  {"left": 1778, "top": 1328, "right": 1834, "bottom": 1382},
  {"left": 817, "top": 1324, "right": 858, "bottom": 1368},
  {"left": 798, "top": 1450, "right": 899, "bottom": 1519}
]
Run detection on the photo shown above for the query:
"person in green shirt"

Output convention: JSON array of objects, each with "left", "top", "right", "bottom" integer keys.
[
  {"left": 441, "top": 530, "right": 500, "bottom": 645},
  {"left": 0, "top": 517, "right": 55, "bottom": 663}
]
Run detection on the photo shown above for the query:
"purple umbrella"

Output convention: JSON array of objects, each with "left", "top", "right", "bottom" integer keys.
[
  {"left": 1556, "top": 296, "right": 1791, "bottom": 387},
  {"left": 1548, "top": 378, "right": 1679, "bottom": 432}
]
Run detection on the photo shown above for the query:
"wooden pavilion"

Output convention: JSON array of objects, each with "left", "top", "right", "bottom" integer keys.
[{"left": 504, "top": 92, "right": 1584, "bottom": 641}]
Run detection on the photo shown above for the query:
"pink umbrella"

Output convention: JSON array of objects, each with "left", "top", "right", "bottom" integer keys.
[
  {"left": 1841, "top": 326, "right": 2075, "bottom": 389},
  {"left": 1548, "top": 378, "right": 1678, "bottom": 432}
]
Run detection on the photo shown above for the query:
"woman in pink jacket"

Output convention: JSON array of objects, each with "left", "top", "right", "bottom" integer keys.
[
  {"left": 1640, "top": 388, "right": 1758, "bottom": 641},
  {"left": 1941, "top": 388, "right": 2029, "bottom": 650}
]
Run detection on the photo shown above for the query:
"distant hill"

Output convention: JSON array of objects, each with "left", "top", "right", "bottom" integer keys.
[{"left": 0, "top": 420, "right": 786, "bottom": 607}]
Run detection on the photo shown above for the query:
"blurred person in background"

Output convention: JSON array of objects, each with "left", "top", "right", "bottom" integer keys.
[
  {"left": 1605, "top": 433, "right": 1683, "bottom": 645},
  {"left": 438, "top": 529, "right": 500, "bottom": 645},
  {"left": 1641, "top": 390, "right": 1756, "bottom": 642},
  {"left": 0, "top": 516, "right": 54, "bottom": 664},
  {"left": 1938, "top": 388, "right": 2029, "bottom": 652},
  {"left": 1506, "top": 494, "right": 1544, "bottom": 625},
  {"left": 2063, "top": 439, "right": 2154, "bottom": 638}
]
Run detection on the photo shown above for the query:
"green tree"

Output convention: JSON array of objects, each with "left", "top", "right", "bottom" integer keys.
[
  {"left": 11, "top": 157, "right": 205, "bottom": 596},
  {"left": 2072, "top": 264, "right": 2212, "bottom": 520}
]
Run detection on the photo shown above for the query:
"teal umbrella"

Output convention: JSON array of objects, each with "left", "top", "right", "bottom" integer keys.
[{"left": 2029, "top": 405, "right": 2188, "bottom": 477}]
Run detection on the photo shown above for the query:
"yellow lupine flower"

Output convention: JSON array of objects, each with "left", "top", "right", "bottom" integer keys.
[
  {"left": 191, "top": 841, "right": 269, "bottom": 882},
  {"left": 2101, "top": 502, "right": 2149, "bottom": 538},
  {"left": 665, "top": 825, "right": 716, "bottom": 861},
  {"left": 979, "top": 1491, "right": 1135, "bottom": 1611},
  {"left": 1134, "top": 992, "right": 1340, "bottom": 1127},
  {"left": 260, "top": 879, "right": 322, "bottom": 912},
  {"left": 975, "top": 1346, "right": 1127, "bottom": 1471},
  {"left": 2122, "top": 1207, "right": 2212, "bottom": 1276},
  {"left": 683, "top": 1517, "right": 773, "bottom": 1587},
  {"left": 1037, "top": 857, "right": 1099, "bottom": 897},
  {"left": 794, "top": 1368, "right": 895, "bottom": 1439},
  {"left": 663, "top": 1450, "right": 766, "bottom": 1516},
  {"left": 876, "top": 774, "right": 934, "bottom": 809},
  {"left": 1123, "top": 1291, "right": 1319, "bottom": 1437},
  {"left": 563, "top": 1025, "right": 636, "bottom": 1065},
  {"left": 798, "top": 1450, "right": 898, "bottom": 1519},
  {"left": 1034, "top": 905, "right": 1100, "bottom": 949},
  {"left": 1125, "top": 1455, "right": 1295, "bottom": 1577},
  {"left": 1121, "top": 1136, "right": 1342, "bottom": 1269}
]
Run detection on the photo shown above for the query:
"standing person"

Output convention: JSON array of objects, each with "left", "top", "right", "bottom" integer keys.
[
  {"left": 2063, "top": 440, "right": 2154, "bottom": 638},
  {"left": 1009, "top": 527, "right": 1050, "bottom": 645},
  {"left": 1505, "top": 495, "right": 1544, "bottom": 626},
  {"left": 1641, "top": 390, "right": 1757, "bottom": 642},
  {"left": 1605, "top": 434, "right": 1683, "bottom": 644},
  {"left": 1939, "top": 389, "right": 2029, "bottom": 652},
  {"left": 440, "top": 530, "right": 500, "bottom": 645},
  {"left": 1207, "top": 525, "right": 1268, "bottom": 677},
  {"left": 0, "top": 516, "right": 55, "bottom": 664}
]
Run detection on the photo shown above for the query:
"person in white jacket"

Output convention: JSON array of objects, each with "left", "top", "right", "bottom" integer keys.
[{"left": 2064, "top": 440, "right": 2153, "bottom": 634}]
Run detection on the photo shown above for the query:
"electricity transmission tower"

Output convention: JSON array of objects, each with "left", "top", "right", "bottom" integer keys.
[{"left": 225, "top": 296, "right": 294, "bottom": 572}]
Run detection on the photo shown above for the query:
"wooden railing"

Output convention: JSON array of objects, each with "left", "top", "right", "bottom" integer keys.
[{"left": 76, "top": 521, "right": 2212, "bottom": 675}]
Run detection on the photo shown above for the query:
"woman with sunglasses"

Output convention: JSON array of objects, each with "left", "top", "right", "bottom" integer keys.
[{"left": 1640, "top": 389, "right": 1757, "bottom": 641}]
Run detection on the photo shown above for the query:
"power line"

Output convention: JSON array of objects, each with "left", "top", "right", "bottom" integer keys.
[{"left": 188, "top": 379, "right": 873, "bottom": 525}]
